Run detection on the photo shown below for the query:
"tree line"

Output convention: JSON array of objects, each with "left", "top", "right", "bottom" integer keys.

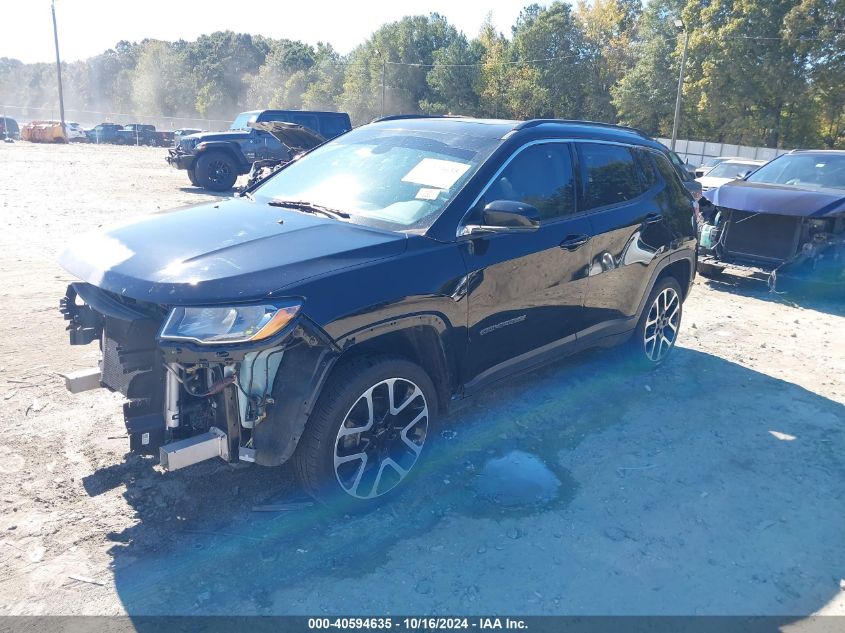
[{"left": 1, "top": 0, "right": 842, "bottom": 148}]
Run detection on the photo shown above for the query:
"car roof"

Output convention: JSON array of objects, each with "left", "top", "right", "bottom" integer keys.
[
  {"left": 721, "top": 158, "right": 766, "bottom": 164},
  {"left": 368, "top": 115, "right": 663, "bottom": 149},
  {"left": 789, "top": 149, "right": 845, "bottom": 156},
  {"left": 242, "top": 109, "right": 349, "bottom": 117}
]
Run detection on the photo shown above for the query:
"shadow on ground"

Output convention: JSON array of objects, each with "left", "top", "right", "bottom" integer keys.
[
  {"left": 177, "top": 187, "right": 236, "bottom": 197},
  {"left": 89, "top": 346, "right": 845, "bottom": 617},
  {"left": 700, "top": 273, "right": 844, "bottom": 318}
]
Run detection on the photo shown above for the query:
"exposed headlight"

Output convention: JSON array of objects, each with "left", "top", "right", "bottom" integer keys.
[{"left": 159, "top": 301, "right": 301, "bottom": 345}]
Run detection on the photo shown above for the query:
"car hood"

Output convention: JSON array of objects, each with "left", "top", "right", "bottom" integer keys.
[
  {"left": 704, "top": 180, "right": 845, "bottom": 218},
  {"left": 58, "top": 198, "right": 407, "bottom": 305},
  {"left": 697, "top": 176, "right": 734, "bottom": 190},
  {"left": 186, "top": 130, "right": 250, "bottom": 142},
  {"left": 251, "top": 121, "right": 325, "bottom": 150}
]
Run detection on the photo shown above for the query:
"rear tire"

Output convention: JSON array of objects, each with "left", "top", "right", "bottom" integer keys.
[
  {"left": 626, "top": 276, "right": 684, "bottom": 368},
  {"left": 195, "top": 151, "right": 237, "bottom": 191},
  {"left": 292, "top": 355, "right": 437, "bottom": 510},
  {"left": 186, "top": 168, "right": 200, "bottom": 187}
]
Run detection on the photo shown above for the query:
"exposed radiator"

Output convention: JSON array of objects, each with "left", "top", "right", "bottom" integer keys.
[{"left": 722, "top": 210, "right": 801, "bottom": 263}]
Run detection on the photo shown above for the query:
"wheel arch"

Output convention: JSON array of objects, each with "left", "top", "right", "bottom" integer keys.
[
  {"left": 656, "top": 256, "right": 693, "bottom": 299},
  {"left": 253, "top": 314, "right": 458, "bottom": 467},
  {"left": 195, "top": 142, "right": 250, "bottom": 174},
  {"left": 333, "top": 315, "right": 457, "bottom": 414}
]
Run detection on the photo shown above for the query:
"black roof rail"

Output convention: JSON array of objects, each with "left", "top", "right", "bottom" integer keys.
[
  {"left": 373, "top": 114, "right": 468, "bottom": 123},
  {"left": 515, "top": 119, "right": 651, "bottom": 138}
]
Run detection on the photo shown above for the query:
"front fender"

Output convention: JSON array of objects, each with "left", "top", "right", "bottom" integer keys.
[{"left": 253, "top": 318, "right": 340, "bottom": 467}]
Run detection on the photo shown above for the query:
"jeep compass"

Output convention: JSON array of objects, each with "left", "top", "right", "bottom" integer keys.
[{"left": 58, "top": 116, "right": 697, "bottom": 507}]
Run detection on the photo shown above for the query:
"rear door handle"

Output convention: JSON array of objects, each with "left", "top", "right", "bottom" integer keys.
[
  {"left": 644, "top": 212, "right": 663, "bottom": 224},
  {"left": 559, "top": 234, "right": 591, "bottom": 250}
]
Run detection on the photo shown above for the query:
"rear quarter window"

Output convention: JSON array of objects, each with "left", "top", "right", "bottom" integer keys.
[{"left": 579, "top": 143, "right": 642, "bottom": 210}]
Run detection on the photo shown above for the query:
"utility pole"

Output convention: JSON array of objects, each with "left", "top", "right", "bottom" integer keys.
[
  {"left": 670, "top": 19, "right": 689, "bottom": 151},
  {"left": 381, "top": 60, "right": 386, "bottom": 118},
  {"left": 374, "top": 49, "right": 386, "bottom": 118},
  {"left": 51, "top": 0, "right": 66, "bottom": 138}
]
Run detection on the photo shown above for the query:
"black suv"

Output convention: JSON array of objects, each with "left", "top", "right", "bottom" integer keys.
[
  {"left": 167, "top": 109, "right": 352, "bottom": 191},
  {"left": 59, "top": 117, "right": 697, "bottom": 507}
]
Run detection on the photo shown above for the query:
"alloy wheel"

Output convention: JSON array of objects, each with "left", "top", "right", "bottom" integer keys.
[
  {"left": 643, "top": 287, "right": 681, "bottom": 362},
  {"left": 333, "top": 377, "right": 429, "bottom": 499},
  {"left": 208, "top": 159, "right": 232, "bottom": 184}
]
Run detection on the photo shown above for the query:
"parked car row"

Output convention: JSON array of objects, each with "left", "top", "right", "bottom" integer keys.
[{"left": 85, "top": 122, "right": 176, "bottom": 146}]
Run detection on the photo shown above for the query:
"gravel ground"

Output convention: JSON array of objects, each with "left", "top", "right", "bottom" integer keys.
[{"left": 0, "top": 141, "right": 843, "bottom": 618}]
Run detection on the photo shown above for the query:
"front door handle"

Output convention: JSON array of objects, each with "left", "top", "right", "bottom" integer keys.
[
  {"left": 559, "top": 234, "right": 590, "bottom": 250},
  {"left": 644, "top": 212, "right": 663, "bottom": 224}
]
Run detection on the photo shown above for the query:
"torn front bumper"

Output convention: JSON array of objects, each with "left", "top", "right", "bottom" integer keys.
[
  {"left": 165, "top": 148, "right": 195, "bottom": 170},
  {"left": 60, "top": 282, "right": 339, "bottom": 469}
]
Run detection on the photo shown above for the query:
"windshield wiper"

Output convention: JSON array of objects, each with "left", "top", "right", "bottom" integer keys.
[{"left": 268, "top": 199, "right": 350, "bottom": 220}]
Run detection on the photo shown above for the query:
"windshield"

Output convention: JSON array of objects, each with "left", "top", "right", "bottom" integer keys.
[
  {"left": 253, "top": 124, "right": 503, "bottom": 232},
  {"left": 702, "top": 157, "right": 726, "bottom": 168},
  {"left": 229, "top": 112, "right": 256, "bottom": 130},
  {"left": 746, "top": 153, "right": 845, "bottom": 190},
  {"left": 707, "top": 162, "right": 760, "bottom": 178}
]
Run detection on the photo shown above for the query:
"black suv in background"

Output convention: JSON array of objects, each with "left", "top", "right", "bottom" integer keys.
[
  {"left": 167, "top": 109, "right": 352, "bottom": 190},
  {"left": 85, "top": 123, "right": 124, "bottom": 144},
  {"left": 59, "top": 117, "right": 697, "bottom": 508}
]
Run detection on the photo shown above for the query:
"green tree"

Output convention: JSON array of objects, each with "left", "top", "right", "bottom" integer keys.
[
  {"left": 577, "top": 0, "right": 641, "bottom": 121},
  {"left": 339, "top": 14, "right": 466, "bottom": 123},
  {"left": 611, "top": 0, "right": 685, "bottom": 135},
  {"left": 509, "top": 3, "right": 590, "bottom": 119},
  {"left": 682, "top": 0, "right": 817, "bottom": 147},
  {"left": 132, "top": 40, "right": 195, "bottom": 116}
]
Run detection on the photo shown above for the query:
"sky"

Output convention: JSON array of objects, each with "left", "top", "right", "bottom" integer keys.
[{"left": 0, "top": 0, "right": 546, "bottom": 64}]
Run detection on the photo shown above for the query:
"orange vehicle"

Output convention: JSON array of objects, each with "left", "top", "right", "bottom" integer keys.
[{"left": 21, "top": 120, "right": 67, "bottom": 143}]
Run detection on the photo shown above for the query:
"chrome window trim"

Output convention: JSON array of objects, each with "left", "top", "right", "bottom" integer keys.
[{"left": 456, "top": 137, "right": 659, "bottom": 237}]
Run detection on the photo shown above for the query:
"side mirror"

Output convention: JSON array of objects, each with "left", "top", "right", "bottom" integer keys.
[
  {"left": 735, "top": 170, "right": 750, "bottom": 180},
  {"left": 463, "top": 200, "right": 541, "bottom": 235}
]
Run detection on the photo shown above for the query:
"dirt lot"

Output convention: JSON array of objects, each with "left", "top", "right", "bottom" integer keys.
[{"left": 0, "top": 141, "right": 843, "bottom": 618}]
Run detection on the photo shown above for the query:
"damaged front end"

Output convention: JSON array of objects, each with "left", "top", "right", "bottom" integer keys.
[
  {"left": 698, "top": 208, "right": 845, "bottom": 295},
  {"left": 59, "top": 283, "right": 338, "bottom": 470}
]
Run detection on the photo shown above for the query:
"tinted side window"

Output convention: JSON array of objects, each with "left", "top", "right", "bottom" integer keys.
[
  {"left": 634, "top": 149, "right": 659, "bottom": 191},
  {"left": 653, "top": 152, "right": 688, "bottom": 198},
  {"left": 291, "top": 114, "right": 319, "bottom": 131},
  {"left": 319, "top": 116, "right": 349, "bottom": 138},
  {"left": 481, "top": 143, "right": 576, "bottom": 221},
  {"left": 580, "top": 143, "right": 641, "bottom": 210}
]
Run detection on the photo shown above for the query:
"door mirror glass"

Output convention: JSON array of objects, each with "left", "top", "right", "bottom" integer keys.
[{"left": 464, "top": 200, "right": 541, "bottom": 235}]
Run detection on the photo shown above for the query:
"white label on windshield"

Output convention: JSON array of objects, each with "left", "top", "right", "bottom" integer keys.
[
  {"left": 402, "top": 158, "right": 470, "bottom": 190},
  {"left": 415, "top": 187, "right": 441, "bottom": 200}
]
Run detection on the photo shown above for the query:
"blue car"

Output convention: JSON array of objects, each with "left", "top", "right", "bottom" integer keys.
[{"left": 698, "top": 150, "right": 845, "bottom": 294}]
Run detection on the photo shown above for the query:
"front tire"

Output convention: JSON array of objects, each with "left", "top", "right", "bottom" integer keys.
[
  {"left": 292, "top": 356, "right": 436, "bottom": 509},
  {"left": 195, "top": 151, "right": 237, "bottom": 191},
  {"left": 629, "top": 276, "right": 683, "bottom": 367},
  {"left": 186, "top": 168, "right": 200, "bottom": 187}
]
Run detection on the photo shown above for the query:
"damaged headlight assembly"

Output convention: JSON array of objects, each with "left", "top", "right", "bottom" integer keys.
[{"left": 159, "top": 300, "right": 301, "bottom": 346}]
